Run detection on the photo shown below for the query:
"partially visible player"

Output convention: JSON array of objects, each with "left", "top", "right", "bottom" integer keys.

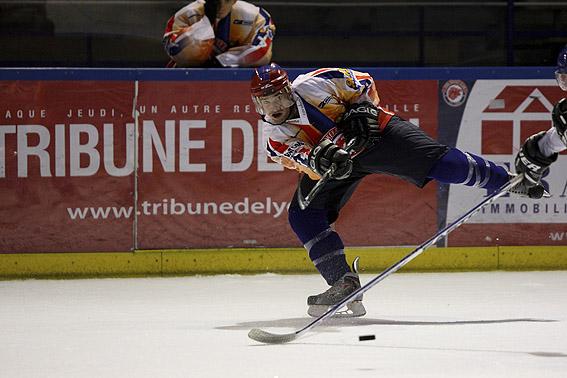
[
  {"left": 163, "top": 0, "right": 275, "bottom": 67},
  {"left": 250, "top": 63, "right": 545, "bottom": 319},
  {"left": 513, "top": 44, "right": 567, "bottom": 193}
]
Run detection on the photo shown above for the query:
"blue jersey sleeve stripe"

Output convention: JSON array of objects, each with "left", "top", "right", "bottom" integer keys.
[
  {"left": 216, "top": 15, "right": 231, "bottom": 46},
  {"left": 313, "top": 71, "right": 345, "bottom": 80},
  {"left": 252, "top": 8, "right": 273, "bottom": 46},
  {"left": 358, "top": 78, "right": 373, "bottom": 90},
  {"left": 298, "top": 94, "right": 336, "bottom": 134},
  {"left": 259, "top": 7, "right": 271, "bottom": 24}
]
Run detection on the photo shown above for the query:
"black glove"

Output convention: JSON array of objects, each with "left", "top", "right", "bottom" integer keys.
[
  {"left": 338, "top": 101, "right": 381, "bottom": 150},
  {"left": 515, "top": 131, "right": 557, "bottom": 188},
  {"left": 309, "top": 139, "right": 353, "bottom": 180},
  {"left": 552, "top": 97, "right": 567, "bottom": 146},
  {"left": 509, "top": 180, "right": 546, "bottom": 199},
  {"left": 204, "top": 0, "right": 219, "bottom": 23}
]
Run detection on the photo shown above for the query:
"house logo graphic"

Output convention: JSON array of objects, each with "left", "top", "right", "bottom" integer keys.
[
  {"left": 447, "top": 80, "right": 566, "bottom": 225},
  {"left": 479, "top": 86, "right": 562, "bottom": 156}
]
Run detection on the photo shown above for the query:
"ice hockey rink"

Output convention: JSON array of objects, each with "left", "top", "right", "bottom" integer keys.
[{"left": 1, "top": 271, "right": 567, "bottom": 378}]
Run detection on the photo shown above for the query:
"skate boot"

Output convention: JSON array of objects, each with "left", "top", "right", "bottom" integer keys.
[{"left": 307, "top": 257, "right": 366, "bottom": 318}]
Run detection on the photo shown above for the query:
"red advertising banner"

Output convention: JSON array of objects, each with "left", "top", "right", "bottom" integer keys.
[
  {"left": 135, "top": 80, "right": 299, "bottom": 248},
  {"left": 135, "top": 80, "right": 440, "bottom": 249},
  {"left": 0, "top": 78, "right": 440, "bottom": 252},
  {"left": 0, "top": 81, "right": 134, "bottom": 252}
]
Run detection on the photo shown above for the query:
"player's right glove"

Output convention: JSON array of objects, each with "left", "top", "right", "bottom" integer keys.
[
  {"left": 513, "top": 131, "right": 557, "bottom": 198},
  {"left": 552, "top": 97, "right": 567, "bottom": 146},
  {"left": 204, "top": 0, "right": 219, "bottom": 23},
  {"left": 309, "top": 139, "right": 353, "bottom": 180},
  {"left": 338, "top": 102, "right": 381, "bottom": 151}
]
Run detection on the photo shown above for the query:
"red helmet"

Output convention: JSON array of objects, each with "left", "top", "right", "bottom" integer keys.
[
  {"left": 250, "top": 63, "right": 294, "bottom": 123},
  {"left": 250, "top": 63, "right": 290, "bottom": 98}
]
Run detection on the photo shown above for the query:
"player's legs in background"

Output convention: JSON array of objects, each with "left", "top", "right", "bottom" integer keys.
[
  {"left": 427, "top": 147, "right": 548, "bottom": 199},
  {"left": 427, "top": 148, "right": 509, "bottom": 192}
]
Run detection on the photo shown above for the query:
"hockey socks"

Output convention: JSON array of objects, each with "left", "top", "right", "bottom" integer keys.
[
  {"left": 307, "top": 229, "right": 350, "bottom": 285},
  {"left": 427, "top": 148, "right": 509, "bottom": 191},
  {"left": 288, "top": 207, "right": 350, "bottom": 285}
]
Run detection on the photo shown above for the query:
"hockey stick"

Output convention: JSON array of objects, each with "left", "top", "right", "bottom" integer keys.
[
  {"left": 248, "top": 174, "right": 523, "bottom": 344},
  {"left": 297, "top": 169, "right": 332, "bottom": 210},
  {"left": 297, "top": 138, "right": 358, "bottom": 210}
]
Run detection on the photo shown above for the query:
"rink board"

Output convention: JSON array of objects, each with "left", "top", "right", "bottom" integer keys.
[
  {"left": 1, "top": 246, "right": 567, "bottom": 279},
  {"left": 0, "top": 67, "right": 566, "bottom": 276}
]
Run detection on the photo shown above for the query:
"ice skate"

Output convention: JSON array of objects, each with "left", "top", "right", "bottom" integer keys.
[{"left": 307, "top": 257, "right": 366, "bottom": 318}]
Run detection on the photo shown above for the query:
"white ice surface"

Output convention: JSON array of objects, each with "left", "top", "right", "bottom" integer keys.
[{"left": 1, "top": 272, "right": 567, "bottom": 378}]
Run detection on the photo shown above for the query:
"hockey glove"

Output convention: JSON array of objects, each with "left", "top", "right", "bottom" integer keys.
[
  {"left": 515, "top": 131, "right": 557, "bottom": 189},
  {"left": 338, "top": 102, "right": 381, "bottom": 151},
  {"left": 309, "top": 139, "right": 353, "bottom": 180},
  {"left": 509, "top": 179, "right": 546, "bottom": 199},
  {"left": 204, "top": 0, "right": 219, "bottom": 24},
  {"left": 552, "top": 97, "right": 567, "bottom": 146}
]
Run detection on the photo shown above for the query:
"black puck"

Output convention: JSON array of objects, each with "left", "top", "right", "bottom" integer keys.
[{"left": 358, "top": 335, "right": 375, "bottom": 341}]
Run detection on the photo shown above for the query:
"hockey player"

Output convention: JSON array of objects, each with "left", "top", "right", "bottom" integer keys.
[
  {"left": 513, "top": 44, "right": 567, "bottom": 194},
  {"left": 250, "top": 63, "right": 549, "bottom": 318},
  {"left": 163, "top": 0, "right": 275, "bottom": 67}
]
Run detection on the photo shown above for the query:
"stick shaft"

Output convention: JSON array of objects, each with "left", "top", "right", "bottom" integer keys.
[
  {"left": 297, "top": 170, "right": 331, "bottom": 210},
  {"left": 292, "top": 175, "right": 521, "bottom": 338},
  {"left": 250, "top": 176, "right": 519, "bottom": 343}
]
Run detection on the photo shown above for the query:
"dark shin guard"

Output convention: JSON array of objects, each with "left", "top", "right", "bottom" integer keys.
[{"left": 288, "top": 206, "right": 350, "bottom": 285}]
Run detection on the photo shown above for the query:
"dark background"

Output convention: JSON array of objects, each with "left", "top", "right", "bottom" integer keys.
[{"left": 0, "top": 0, "right": 566, "bottom": 68}]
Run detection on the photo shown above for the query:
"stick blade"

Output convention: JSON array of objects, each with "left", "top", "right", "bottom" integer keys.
[{"left": 248, "top": 328, "right": 298, "bottom": 344}]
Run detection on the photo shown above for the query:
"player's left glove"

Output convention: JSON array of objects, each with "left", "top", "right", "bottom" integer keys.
[
  {"left": 552, "top": 97, "right": 567, "bottom": 146},
  {"left": 204, "top": 0, "right": 219, "bottom": 23},
  {"left": 513, "top": 131, "right": 557, "bottom": 198},
  {"left": 309, "top": 139, "right": 353, "bottom": 180},
  {"left": 338, "top": 102, "right": 381, "bottom": 151}
]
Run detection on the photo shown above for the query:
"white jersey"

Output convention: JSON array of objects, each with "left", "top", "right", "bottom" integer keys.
[
  {"left": 262, "top": 68, "right": 394, "bottom": 178},
  {"left": 164, "top": 0, "right": 275, "bottom": 67}
]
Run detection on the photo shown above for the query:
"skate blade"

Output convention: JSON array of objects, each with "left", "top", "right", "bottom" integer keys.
[
  {"left": 542, "top": 189, "right": 551, "bottom": 198},
  {"left": 307, "top": 301, "right": 366, "bottom": 318}
]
